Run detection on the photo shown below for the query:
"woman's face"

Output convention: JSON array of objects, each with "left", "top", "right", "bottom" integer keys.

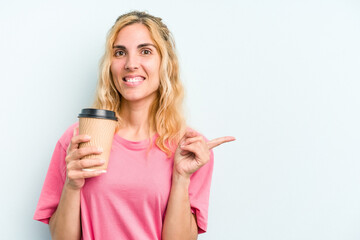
[{"left": 111, "top": 23, "right": 161, "bottom": 105}]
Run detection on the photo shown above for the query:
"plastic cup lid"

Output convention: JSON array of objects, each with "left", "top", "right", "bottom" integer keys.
[{"left": 78, "top": 108, "right": 118, "bottom": 121}]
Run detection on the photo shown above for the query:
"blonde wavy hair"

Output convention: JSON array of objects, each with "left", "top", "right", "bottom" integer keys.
[{"left": 93, "top": 11, "right": 186, "bottom": 157}]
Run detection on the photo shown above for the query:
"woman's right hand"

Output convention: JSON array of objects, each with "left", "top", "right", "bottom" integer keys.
[{"left": 64, "top": 127, "right": 106, "bottom": 190}]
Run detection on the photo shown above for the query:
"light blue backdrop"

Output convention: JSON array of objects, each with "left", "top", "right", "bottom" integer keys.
[{"left": 0, "top": 0, "right": 359, "bottom": 239}]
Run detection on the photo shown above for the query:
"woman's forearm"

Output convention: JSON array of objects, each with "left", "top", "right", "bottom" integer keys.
[
  {"left": 162, "top": 173, "right": 198, "bottom": 240},
  {"left": 49, "top": 184, "right": 81, "bottom": 240}
]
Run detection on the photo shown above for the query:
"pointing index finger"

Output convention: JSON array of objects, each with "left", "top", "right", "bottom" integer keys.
[{"left": 207, "top": 136, "right": 236, "bottom": 150}]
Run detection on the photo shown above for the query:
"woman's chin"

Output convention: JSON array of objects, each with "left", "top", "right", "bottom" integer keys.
[{"left": 121, "top": 93, "right": 156, "bottom": 104}]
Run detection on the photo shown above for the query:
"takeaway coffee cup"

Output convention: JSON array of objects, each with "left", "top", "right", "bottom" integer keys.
[{"left": 78, "top": 108, "right": 118, "bottom": 171}]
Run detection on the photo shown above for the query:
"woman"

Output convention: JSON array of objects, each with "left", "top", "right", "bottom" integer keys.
[{"left": 34, "top": 11, "right": 235, "bottom": 239}]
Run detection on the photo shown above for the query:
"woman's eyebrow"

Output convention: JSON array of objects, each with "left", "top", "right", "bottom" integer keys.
[
  {"left": 112, "top": 43, "right": 156, "bottom": 49},
  {"left": 113, "top": 45, "right": 126, "bottom": 50},
  {"left": 137, "top": 43, "right": 156, "bottom": 49}
]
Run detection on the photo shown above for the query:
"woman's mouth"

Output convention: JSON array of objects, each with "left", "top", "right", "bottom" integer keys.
[{"left": 122, "top": 76, "right": 145, "bottom": 87}]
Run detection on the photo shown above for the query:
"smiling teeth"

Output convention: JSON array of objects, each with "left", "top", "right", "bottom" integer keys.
[{"left": 125, "top": 78, "right": 144, "bottom": 82}]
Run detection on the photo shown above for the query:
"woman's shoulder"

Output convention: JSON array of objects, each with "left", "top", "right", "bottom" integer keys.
[{"left": 58, "top": 122, "right": 79, "bottom": 149}]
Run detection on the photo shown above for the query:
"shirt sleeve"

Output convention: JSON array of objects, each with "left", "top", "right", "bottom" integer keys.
[
  {"left": 33, "top": 123, "right": 76, "bottom": 224},
  {"left": 188, "top": 148, "right": 214, "bottom": 234}
]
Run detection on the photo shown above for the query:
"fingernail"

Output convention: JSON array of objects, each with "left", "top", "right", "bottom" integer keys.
[
  {"left": 84, "top": 135, "right": 91, "bottom": 140},
  {"left": 97, "top": 170, "right": 107, "bottom": 173},
  {"left": 99, "top": 159, "right": 105, "bottom": 163},
  {"left": 98, "top": 147, "right": 103, "bottom": 152}
]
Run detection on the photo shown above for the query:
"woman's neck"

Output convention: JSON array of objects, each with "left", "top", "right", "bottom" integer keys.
[{"left": 117, "top": 99, "right": 155, "bottom": 141}]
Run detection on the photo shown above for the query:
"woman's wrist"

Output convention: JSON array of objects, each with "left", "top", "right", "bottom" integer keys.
[
  {"left": 172, "top": 171, "right": 191, "bottom": 186},
  {"left": 64, "top": 181, "right": 82, "bottom": 192}
]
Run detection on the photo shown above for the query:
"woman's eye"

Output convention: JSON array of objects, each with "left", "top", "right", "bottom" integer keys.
[
  {"left": 142, "top": 49, "right": 151, "bottom": 55},
  {"left": 114, "top": 51, "right": 125, "bottom": 57}
]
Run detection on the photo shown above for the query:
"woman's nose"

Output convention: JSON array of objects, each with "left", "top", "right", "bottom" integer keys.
[{"left": 125, "top": 54, "right": 139, "bottom": 71}]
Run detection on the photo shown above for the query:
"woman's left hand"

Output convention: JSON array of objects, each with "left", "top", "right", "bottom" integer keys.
[{"left": 173, "top": 130, "right": 235, "bottom": 179}]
